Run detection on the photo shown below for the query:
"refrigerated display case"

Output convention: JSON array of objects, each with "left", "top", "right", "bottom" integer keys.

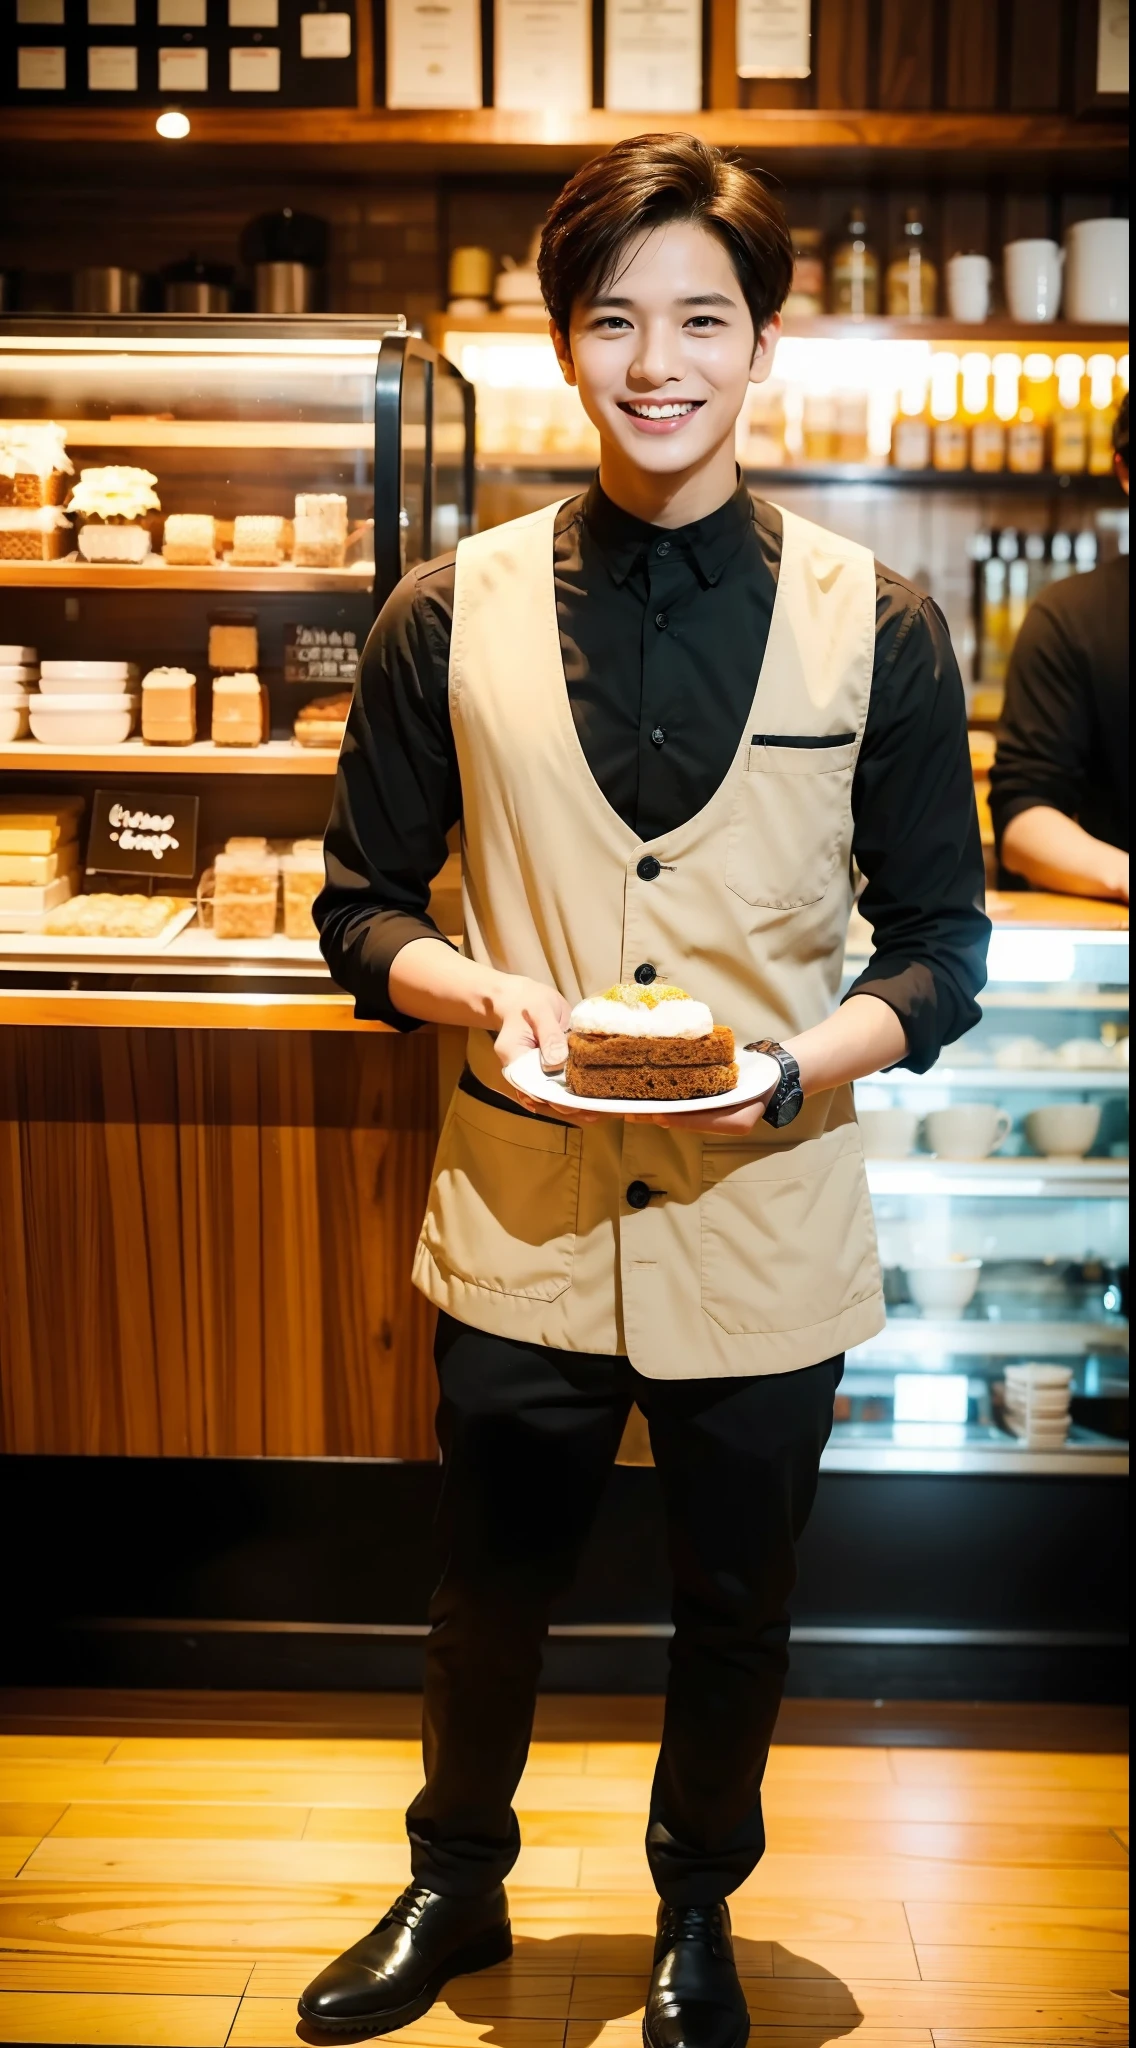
[
  {"left": 841, "top": 902, "right": 1128, "bottom": 1478},
  {"left": 0, "top": 316, "right": 473, "bottom": 1016}
]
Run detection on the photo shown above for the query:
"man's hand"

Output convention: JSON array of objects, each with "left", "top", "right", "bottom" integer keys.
[
  {"left": 645, "top": 1083, "right": 777, "bottom": 1134},
  {"left": 493, "top": 975, "right": 601, "bottom": 1124}
]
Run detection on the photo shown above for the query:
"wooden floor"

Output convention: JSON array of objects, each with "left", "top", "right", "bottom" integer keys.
[{"left": 0, "top": 1694, "right": 1127, "bottom": 2047}]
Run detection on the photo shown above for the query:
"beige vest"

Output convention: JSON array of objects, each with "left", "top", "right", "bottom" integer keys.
[{"left": 412, "top": 497, "right": 886, "bottom": 1377}]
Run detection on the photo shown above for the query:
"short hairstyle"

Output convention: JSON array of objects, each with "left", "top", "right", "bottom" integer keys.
[
  {"left": 1113, "top": 390, "right": 1128, "bottom": 465},
  {"left": 538, "top": 132, "right": 794, "bottom": 341}
]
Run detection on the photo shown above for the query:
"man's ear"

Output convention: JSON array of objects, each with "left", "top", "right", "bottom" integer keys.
[
  {"left": 748, "top": 313, "right": 781, "bottom": 389},
  {"left": 550, "top": 319, "right": 577, "bottom": 388}
]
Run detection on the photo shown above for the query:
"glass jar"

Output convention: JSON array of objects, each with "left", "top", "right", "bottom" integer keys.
[
  {"left": 829, "top": 210, "right": 880, "bottom": 318},
  {"left": 280, "top": 838, "right": 325, "bottom": 941},
  {"left": 886, "top": 209, "right": 939, "bottom": 318},
  {"left": 211, "top": 846, "right": 279, "bottom": 939},
  {"left": 785, "top": 227, "right": 825, "bottom": 318}
]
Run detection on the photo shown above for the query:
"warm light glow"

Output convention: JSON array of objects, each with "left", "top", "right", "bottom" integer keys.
[
  {"left": 960, "top": 351, "right": 990, "bottom": 417},
  {"left": 992, "top": 352, "right": 1021, "bottom": 423},
  {"left": 1088, "top": 352, "right": 1118, "bottom": 408},
  {"left": 1118, "top": 354, "right": 1130, "bottom": 392},
  {"left": 1023, "top": 351, "right": 1054, "bottom": 383},
  {"left": 929, "top": 352, "right": 960, "bottom": 422},
  {"left": 1055, "top": 353, "right": 1086, "bottom": 408},
  {"left": 155, "top": 109, "right": 191, "bottom": 139}
]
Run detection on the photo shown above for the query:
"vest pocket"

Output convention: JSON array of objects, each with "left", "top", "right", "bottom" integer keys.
[
  {"left": 700, "top": 1123, "right": 878, "bottom": 1336},
  {"left": 421, "top": 1089, "right": 581, "bottom": 1302},
  {"left": 724, "top": 737, "right": 857, "bottom": 910}
]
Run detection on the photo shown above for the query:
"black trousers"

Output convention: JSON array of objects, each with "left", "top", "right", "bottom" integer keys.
[{"left": 406, "top": 1312, "right": 842, "bottom": 1907}]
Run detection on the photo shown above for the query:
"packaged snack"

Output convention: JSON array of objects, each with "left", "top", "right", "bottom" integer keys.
[
  {"left": 208, "top": 614, "right": 258, "bottom": 670},
  {"left": 211, "top": 672, "right": 266, "bottom": 747},
  {"left": 293, "top": 492, "right": 348, "bottom": 568},
  {"left": 212, "top": 845, "right": 279, "bottom": 939},
  {"left": 280, "top": 838, "right": 325, "bottom": 939},
  {"left": 142, "top": 667, "right": 196, "bottom": 745},
  {"left": 293, "top": 690, "right": 350, "bottom": 748},
  {"left": 229, "top": 514, "right": 287, "bottom": 566}
]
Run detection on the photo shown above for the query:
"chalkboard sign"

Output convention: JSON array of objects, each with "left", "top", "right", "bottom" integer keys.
[{"left": 87, "top": 789, "right": 199, "bottom": 880}]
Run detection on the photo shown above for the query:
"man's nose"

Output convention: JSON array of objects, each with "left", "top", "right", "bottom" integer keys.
[{"left": 630, "top": 321, "right": 685, "bottom": 389}]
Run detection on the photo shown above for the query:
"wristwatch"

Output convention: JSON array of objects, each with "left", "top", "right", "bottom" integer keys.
[{"left": 747, "top": 1039, "right": 804, "bottom": 1128}]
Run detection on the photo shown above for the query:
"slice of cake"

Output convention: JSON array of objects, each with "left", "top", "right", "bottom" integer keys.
[
  {"left": 229, "top": 514, "right": 287, "bottom": 567},
  {"left": 565, "top": 983, "right": 737, "bottom": 1101},
  {"left": 162, "top": 513, "right": 215, "bottom": 565}
]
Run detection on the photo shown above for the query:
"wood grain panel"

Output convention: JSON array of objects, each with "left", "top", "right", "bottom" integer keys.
[
  {"left": 814, "top": 0, "right": 870, "bottom": 108},
  {"left": 1009, "top": 0, "right": 1065, "bottom": 109},
  {"left": 0, "top": 1027, "right": 439, "bottom": 1461},
  {"left": 877, "top": 0, "right": 936, "bottom": 108},
  {"left": 946, "top": 0, "right": 1001, "bottom": 108},
  {"left": 707, "top": 0, "right": 739, "bottom": 109}
]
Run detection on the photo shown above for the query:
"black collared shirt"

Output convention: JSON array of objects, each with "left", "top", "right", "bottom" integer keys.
[{"left": 316, "top": 479, "right": 989, "bottom": 1073}]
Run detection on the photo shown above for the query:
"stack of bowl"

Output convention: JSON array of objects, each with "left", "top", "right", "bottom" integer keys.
[
  {"left": 1002, "top": 1363, "right": 1074, "bottom": 1447},
  {"left": 28, "top": 660, "right": 139, "bottom": 744},
  {"left": 0, "top": 643, "right": 38, "bottom": 740}
]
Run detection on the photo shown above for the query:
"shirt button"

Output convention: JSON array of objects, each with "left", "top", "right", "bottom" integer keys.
[
  {"left": 655, "top": 611, "right": 669, "bottom": 630},
  {"left": 651, "top": 727, "right": 666, "bottom": 747},
  {"left": 656, "top": 541, "right": 671, "bottom": 557},
  {"left": 636, "top": 855, "right": 661, "bottom": 881},
  {"left": 626, "top": 1180, "right": 652, "bottom": 1210},
  {"left": 634, "top": 962, "right": 657, "bottom": 985}
]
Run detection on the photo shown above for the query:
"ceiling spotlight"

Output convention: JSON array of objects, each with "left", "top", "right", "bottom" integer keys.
[{"left": 156, "top": 110, "right": 191, "bottom": 139}]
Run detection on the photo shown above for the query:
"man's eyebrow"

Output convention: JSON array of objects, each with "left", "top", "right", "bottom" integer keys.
[{"left": 587, "top": 290, "right": 739, "bottom": 308}]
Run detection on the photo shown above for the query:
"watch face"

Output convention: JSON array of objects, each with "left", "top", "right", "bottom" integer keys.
[{"left": 767, "top": 1084, "right": 804, "bottom": 1128}]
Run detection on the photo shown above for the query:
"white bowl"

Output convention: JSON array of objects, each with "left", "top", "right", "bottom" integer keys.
[
  {"left": 0, "top": 692, "right": 31, "bottom": 741},
  {"left": 39, "top": 660, "right": 138, "bottom": 689},
  {"left": 0, "top": 645, "right": 37, "bottom": 664},
  {"left": 28, "top": 692, "right": 139, "bottom": 744},
  {"left": 904, "top": 1259, "right": 983, "bottom": 1319},
  {"left": 0, "top": 664, "right": 38, "bottom": 686},
  {"left": 1004, "top": 1362, "right": 1073, "bottom": 1390}
]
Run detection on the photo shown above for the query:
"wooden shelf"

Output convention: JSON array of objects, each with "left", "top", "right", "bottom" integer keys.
[
  {"left": 478, "top": 454, "right": 1120, "bottom": 492},
  {"left": 0, "top": 108, "right": 1128, "bottom": 175},
  {"left": 449, "top": 315, "right": 1129, "bottom": 347},
  {"left": 0, "top": 561, "right": 373, "bottom": 593},
  {"left": 0, "top": 985, "right": 382, "bottom": 1029},
  {"left": 0, "top": 739, "right": 339, "bottom": 775}
]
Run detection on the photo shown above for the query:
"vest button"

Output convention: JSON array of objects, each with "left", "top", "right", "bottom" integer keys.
[
  {"left": 655, "top": 611, "right": 669, "bottom": 630},
  {"left": 636, "top": 855, "right": 661, "bottom": 881},
  {"left": 656, "top": 540, "right": 671, "bottom": 557},
  {"left": 634, "top": 962, "right": 657, "bottom": 985},
  {"left": 626, "top": 1180, "right": 652, "bottom": 1210},
  {"left": 651, "top": 727, "right": 666, "bottom": 748}
]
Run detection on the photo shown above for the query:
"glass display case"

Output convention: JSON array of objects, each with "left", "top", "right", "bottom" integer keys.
[
  {"left": 839, "top": 909, "right": 1129, "bottom": 1476},
  {"left": 0, "top": 316, "right": 473, "bottom": 1014}
]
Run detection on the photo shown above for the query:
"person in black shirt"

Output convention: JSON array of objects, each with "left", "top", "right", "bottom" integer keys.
[{"left": 991, "top": 393, "right": 1129, "bottom": 902}]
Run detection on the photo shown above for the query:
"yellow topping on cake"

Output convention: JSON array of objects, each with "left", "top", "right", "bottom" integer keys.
[{"left": 599, "top": 981, "right": 690, "bottom": 1009}]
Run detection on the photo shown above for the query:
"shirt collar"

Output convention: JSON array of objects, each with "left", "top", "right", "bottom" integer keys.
[{"left": 581, "top": 473, "right": 755, "bottom": 588}]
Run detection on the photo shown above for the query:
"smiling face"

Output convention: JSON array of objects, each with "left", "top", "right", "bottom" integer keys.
[{"left": 552, "top": 217, "right": 779, "bottom": 522}]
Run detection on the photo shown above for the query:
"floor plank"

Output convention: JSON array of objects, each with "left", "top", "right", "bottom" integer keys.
[{"left": 0, "top": 1707, "right": 1125, "bottom": 2048}]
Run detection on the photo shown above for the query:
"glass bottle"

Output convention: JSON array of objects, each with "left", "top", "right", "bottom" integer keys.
[
  {"left": 886, "top": 208, "right": 939, "bottom": 318},
  {"left": 931, "top": 352, "right": 968, "bottom": 471},
  {"left": 1087, "top": 354, "right": 1119, "bottom": 475},
  {"left": 891, "top": 369, "right": 931, "bottom": 470},
  {"left": 1007, "top": 363, "right": 1048, "bottom": 475},
  {"left": 1051, "top": 353, "right": 1089, "bottom": 474},
  {"left": 829, "top": 208, "right": 880, "bottom": 318},
  {"left": 785, "top": 227, "right": 825, "bottom": 318}
]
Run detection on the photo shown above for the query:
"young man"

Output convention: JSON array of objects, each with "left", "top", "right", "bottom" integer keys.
[{"left": 304, "top": 135, "right": 989, "bottom": 2043}]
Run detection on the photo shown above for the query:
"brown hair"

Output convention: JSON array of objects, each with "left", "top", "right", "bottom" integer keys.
[{"left": 538, "top": 133, "right": 793, "bottom": 341}]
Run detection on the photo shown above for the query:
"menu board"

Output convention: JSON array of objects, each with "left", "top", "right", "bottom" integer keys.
[
  {"left": 605, "top": 0, "right": 701, "bottom": 109},
  {"left": 2, "top": 0, "right": 358, "bottom": 104}
]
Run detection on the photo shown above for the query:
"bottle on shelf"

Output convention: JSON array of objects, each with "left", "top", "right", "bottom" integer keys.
[
  {"left": 1005, "top": 530, "right": 1030, "bottom": 647},
  {"left": 785, "top": 227, "right": 826, "bottom": 318},
  {"left": 1074, "top": 528, "right": 1099, "bottom": 572},
  {"left": 1024, "top": 530, "right": 1049, "bottom": 602},
  {"left": 1048, "top": 529, "right": 1074, "bottom": 580},
  {"left": 969, "top": 351, "right": 1009, "bottom": 474},
  {"left": 886, "top": 207, "right": 939, "bottom": 318},
  {"left": 1051, "top": 353, "right": 1089, "bottom": 475},
  {"left": 890, "top": 367, "right": 931, "bottom": 470},
  {"left": 802, "top": 391, "right": 837, "bottom": 464},
  {"left": 1087, "top": 353, "right": 1120, "bottom": 475},
  {"left": 930, "top": 353, "right": 968, "bottom": 472},
  {"left": 829, "top": 208, "right": 880, "bottom": 318},
  {"left": 1007, "top": 353, "right": 1055, "bottom": 474},
  {"left": 834, "top": 389, "right": 870, "bottom": 464},
  {"left": 978, "top": 546, "right": 1009, "bottom": 688}
]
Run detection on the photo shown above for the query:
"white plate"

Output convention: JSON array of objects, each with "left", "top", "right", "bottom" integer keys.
[
  {"left": 40, "top": 660, "right": 138, "bottom": 686},
  {"left": 3, "top": 904, "right": 197, "bottom": 954},
  {"left": 503, "top": 1044, "right": 780, "bottom": 1118},
  {"left": 0, "top": 646, "right": 37, "bottom": 664}
]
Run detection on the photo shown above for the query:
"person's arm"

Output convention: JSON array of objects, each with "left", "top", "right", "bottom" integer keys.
[
  {"left": 1000, "top": 806, "right": 1129, "bottom": 902},
  {"left": 989, "top": 586, "right": 1125, "bottom": 899},
  {"left": 662, "top": 584, "right": 989, "bottom": 1133},
  {"left": 314, "top": 564, "right": 462, "bottom": 1026}
]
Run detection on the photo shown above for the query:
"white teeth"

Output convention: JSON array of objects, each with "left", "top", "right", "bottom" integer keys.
[{"left": 625, "top": 401, "right": 698, "bottom": 419}]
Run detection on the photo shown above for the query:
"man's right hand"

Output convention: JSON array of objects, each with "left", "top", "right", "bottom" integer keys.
[{"left": 492, "top": 975, "right": 600, "bottom": 1124}]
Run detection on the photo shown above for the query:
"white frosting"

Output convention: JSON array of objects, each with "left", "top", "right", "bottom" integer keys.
[{"left": 570, "top": 995, "right": 714, "bottom": 1039}]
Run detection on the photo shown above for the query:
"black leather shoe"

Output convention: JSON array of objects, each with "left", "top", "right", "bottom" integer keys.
[
  {"left": 298, "top": 1882, "right": 512, "bottom": 2035},
  {"left": 643, "top": 1901, "right": 750, "bottom": 2048}
]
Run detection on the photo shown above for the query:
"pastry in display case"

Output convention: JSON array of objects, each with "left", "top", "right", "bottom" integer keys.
[{"left": 70, "top": 466, "right": 162, "bottom": 563}]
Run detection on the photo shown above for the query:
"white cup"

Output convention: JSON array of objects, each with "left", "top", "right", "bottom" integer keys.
[
  {"left": 924, "top": 1104, "right": 1012, "bottom": 1160},
  {"left": 904, "top": 1259, "right": 983, "bottom": 1320},
  {"left": 1063, "top": 218, "right": 1129, "bottom": 324},
  {"left": 947, "top": 253, "right": 992, "bottom": 323},
  {"left": 858, "top": 1107, "right": 920, "bottom": 1158},
  {"left": 1003, "top": 238, "right": 1063, "bottom": 323},
  {"left": 1024, "top": 1103, "right": 1101, "bottom": 1158}
]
